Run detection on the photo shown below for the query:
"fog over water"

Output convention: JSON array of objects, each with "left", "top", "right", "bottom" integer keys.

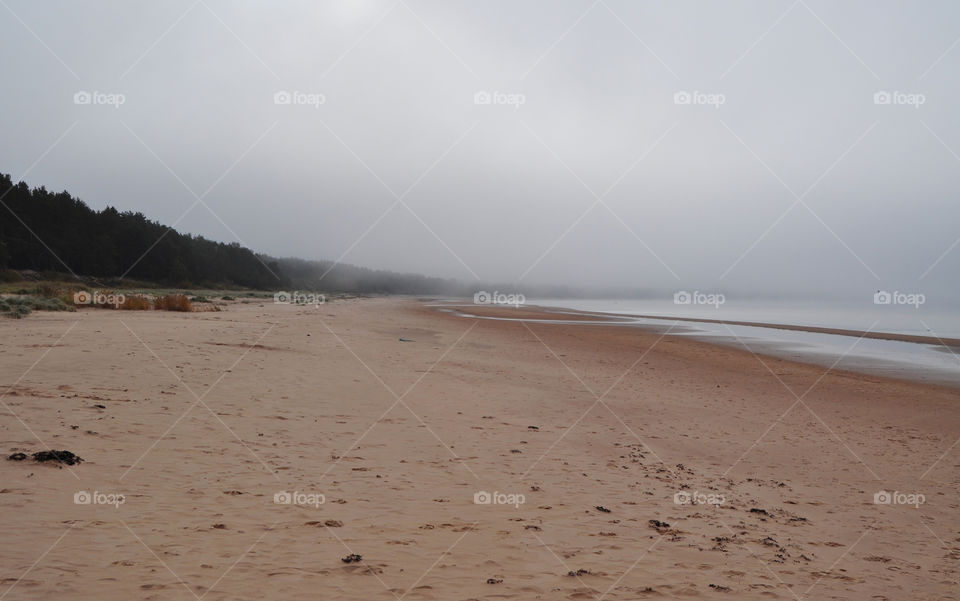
[{"left": 2, "top": 1, "right": 959, "bottom": 309}]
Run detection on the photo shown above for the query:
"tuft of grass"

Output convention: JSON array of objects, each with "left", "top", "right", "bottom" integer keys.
[
  {"left": 154, "top": 294, "right": 191, "bottom": 312},
  {"left": 34, "top": 297, "right": 72, "bottom": 312},
  {"left": 0, "top": 298, "right": 31, "bottom": 318},
  {"left": 20, "top": 282, "right": 87, "bottom": 306},
  {"left": 117, "top": 294, "right": 151, "bottom": 310},
  {"left": 0, "top": 295, "right": 75, "bottom": 318},
  {"left": 34, "top": 283, "right": 61, "bottom": 298}
]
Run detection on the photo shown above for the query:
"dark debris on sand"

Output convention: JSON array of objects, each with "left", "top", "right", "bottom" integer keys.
[
  {"left": 8, "top": 450, "right": 83, "bottom": 465},
  {"left": 648, "top": 519, "right": 671, "bottom": 533},
  {"left": 341, "top": 554, "right": 362, "bottom": 563},
  {"left": 33, "top": 450, "right": 83, "bottom": 465}
]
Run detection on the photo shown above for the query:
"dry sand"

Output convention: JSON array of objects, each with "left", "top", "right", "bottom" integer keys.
[{"left": 1, "top": 297, "right": 958, "bottom": 600}]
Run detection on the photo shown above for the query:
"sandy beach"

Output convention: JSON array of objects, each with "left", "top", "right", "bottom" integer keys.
[{"left": 2, "top": 297, "right": 958, "bottom": 600}]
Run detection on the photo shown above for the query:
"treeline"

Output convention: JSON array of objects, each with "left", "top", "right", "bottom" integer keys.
[
  {"left": 0, "top": 173, "right": 471, "bottom": 294},
  {"left": 0, "top": 173, "right": 281, "bottom": 288}
]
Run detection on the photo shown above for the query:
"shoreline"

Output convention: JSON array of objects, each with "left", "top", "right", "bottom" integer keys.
[{"left": 436, "top": 301, "right": 960, "bottom": 348}]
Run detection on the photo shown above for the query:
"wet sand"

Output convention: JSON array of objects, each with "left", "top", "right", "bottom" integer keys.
[{"left": 1, "top": 297, "right": 958, "bottom": 600}]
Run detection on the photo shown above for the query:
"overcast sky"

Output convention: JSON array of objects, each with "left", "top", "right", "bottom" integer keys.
[{"left": 2, "top": 0, "right": 958, "bottom": 301}]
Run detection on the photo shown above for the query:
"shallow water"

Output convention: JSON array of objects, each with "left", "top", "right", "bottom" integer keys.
[{"left": 670, "top": 320, "right": 960, "bottom": 387}]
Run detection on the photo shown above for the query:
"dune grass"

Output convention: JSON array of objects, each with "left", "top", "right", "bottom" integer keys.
[
  {"left": 0, "top": 295, "right": 75, "bottom": 318},
  {"left": 117, "top": 295, "right": 151, "bottom": 310},
  {"left": 0, "top": 274, "right": 318, "bottom": 316},
  {"left": 154, "top": 294, "right": 192, "bottom": 312}
]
